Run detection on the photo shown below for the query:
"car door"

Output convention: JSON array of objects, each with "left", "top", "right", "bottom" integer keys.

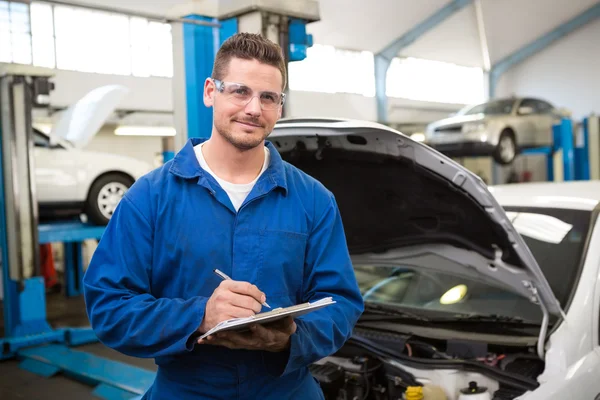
[
  {"left": 531, "top": 100, "right": 558, "bottom": 146},
  {"left": 33, "top": 129, "right": 79, "bottom": 203},
  {"left": 514, "top": 98, "right": 540, "bottom": 147}
]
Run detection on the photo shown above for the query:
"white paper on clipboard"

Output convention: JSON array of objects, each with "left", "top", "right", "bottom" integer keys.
[{"left": 199, "top": 297, "right": 336, "bottom": 340}]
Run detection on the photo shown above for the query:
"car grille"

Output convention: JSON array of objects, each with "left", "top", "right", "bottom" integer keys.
[{"left": 434, "top": 126, "right": 462, "bottom": 133}]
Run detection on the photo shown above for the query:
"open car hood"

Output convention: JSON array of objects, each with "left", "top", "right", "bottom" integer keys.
[
  {"left": 50, "top": 85, "right": 129, "bottom": 148},
  {"left": 271, "top": 118, "right": 564, "bottom": 318}
]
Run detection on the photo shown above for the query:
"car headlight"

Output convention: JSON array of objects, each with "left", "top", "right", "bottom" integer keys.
[{"left": 462, "top": 123, "right": 487, "bottom": 133}]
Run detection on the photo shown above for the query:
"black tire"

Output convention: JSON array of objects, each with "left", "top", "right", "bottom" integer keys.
[
  {"left": 85, "top": 173, "right": 134, "bottom": 225},
  {"left": 493, "top": 129, "right": 517, "bottom": 165}
]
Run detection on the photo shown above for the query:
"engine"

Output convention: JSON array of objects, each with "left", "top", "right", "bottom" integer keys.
[{"left": 309, "top": 330, "right": 545, "bottom": 400}]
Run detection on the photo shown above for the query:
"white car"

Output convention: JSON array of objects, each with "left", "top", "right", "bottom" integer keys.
[
  {"left": 34, "top": 85, "right": 153, "bottom": 225},
  {"left": 271, "top": 118, "right": 600, "bottom": 400}
]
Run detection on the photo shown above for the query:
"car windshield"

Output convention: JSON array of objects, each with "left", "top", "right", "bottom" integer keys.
[
  {"left": 354, "top": 207, "right": 592, "bottom": 325},
  {"left": 460, "top": 99, "right": 516, "bottom": 116}
]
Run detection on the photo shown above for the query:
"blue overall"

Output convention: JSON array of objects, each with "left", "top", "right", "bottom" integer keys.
[{"left": 83, "top": 139, "right": 364, "bottom": 399}]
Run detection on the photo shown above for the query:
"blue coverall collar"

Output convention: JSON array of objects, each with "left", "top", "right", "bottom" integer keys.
[{"left": 169, "top": 138, "right": 288, "bottom": 194}]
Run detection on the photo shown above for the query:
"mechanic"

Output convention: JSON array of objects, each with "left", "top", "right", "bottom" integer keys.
[{"left": 83, "top": 32, "right": 364, "bottom": 399}]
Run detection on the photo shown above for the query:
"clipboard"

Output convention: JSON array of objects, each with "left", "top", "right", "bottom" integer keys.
[{"left": 199, "top": 297, "right": 336, "bottom": 340}]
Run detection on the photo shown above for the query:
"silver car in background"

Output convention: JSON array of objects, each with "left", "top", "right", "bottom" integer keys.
[{"left": 424, "top": 97, "right": 564, "bottom": 165}]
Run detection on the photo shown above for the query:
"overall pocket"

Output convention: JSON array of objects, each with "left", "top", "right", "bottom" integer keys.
[{"left": 257, "top": 230, "right": 307, "bottom": 301}]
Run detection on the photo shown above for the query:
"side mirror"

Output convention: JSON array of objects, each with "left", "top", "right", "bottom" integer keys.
[{"left": 518, "top": 106, "right": 534, "bottom": 115}]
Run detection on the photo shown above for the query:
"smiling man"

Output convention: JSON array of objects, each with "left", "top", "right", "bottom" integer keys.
[{"left": 83, "top": 33, "right": 364, "bottom": 399}]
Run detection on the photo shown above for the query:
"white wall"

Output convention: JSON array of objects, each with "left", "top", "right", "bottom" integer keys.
[
  {"left": 84, "top": 125, "right": 164, "bottom": 167},
  {"left": 285, "top": 91, "right": 461, "bottom": 124},
  {"left": 285, "top": 91, "right": 377, "bottom": 120},
  {"left": 48, "top": 70, "right": 173, "bottom": 112},
  {"left": 495, "top": 18, "right": 600, "bottom": 120}
]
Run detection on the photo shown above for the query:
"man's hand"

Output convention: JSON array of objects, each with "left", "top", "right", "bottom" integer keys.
[
  {"left": 198, "top": 280, "right": 266, "bottom": 334},
  {"left": 198, "top": 317, "right": 297, "bottom": 352}
]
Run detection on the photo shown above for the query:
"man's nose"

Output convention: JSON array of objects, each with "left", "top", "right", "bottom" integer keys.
[{"left": 244, "top": 96, "right": 262, "bottom": 116}]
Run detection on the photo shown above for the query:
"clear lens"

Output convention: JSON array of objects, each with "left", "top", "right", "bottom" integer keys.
[{"left": 215, "top": 80, "right": 284, "bottom": 110}]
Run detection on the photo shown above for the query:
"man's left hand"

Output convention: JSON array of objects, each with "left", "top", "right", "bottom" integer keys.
[{"left": 198, "top": 317, "right": 296, "bottom": 352}]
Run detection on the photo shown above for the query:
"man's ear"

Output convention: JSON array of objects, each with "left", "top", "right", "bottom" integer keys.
[{"left": 203, "top": 78, "right": 215, "bottom": 107}]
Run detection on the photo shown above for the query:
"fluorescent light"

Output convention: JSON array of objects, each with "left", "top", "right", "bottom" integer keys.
[{"left": 114, "top": 126, "right": 176, "bottom": 137}]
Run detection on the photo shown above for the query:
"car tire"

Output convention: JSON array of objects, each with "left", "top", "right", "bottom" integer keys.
[
  {"left": 494, "top": 129, "right": 517, "bottom": 165},
  {"left": 85, "top": 173, "right": 134, "bottom": 225}
]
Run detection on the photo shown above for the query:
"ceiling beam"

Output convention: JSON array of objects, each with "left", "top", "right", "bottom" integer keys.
[
  {"left": 489, "top": 1, "right": 600, "bottom": 98},
  {"left": 375, "top": 0, "right": 472, "bottom": 122}
]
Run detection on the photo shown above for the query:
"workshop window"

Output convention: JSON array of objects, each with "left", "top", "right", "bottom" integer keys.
[
  {"left": 24, "top": 1, "right": 174, "bottom": 77},
  {"left": 288, "top": 44, "right": 376, "bottom": 97},
  {"left": 0, "top": 0, "right": 32, "bottom": 65},
  {"left": 386, "top": 57, "right": 485, "bottom": 105}
]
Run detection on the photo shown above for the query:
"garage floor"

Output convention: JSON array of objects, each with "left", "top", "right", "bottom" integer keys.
[{"left": 0, "top": 291, "right": 157, "bottom": 400}]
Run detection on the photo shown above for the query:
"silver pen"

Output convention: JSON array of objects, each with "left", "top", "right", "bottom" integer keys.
[{"left": 213, "top": 269, "right": 271, "bottom": 308}]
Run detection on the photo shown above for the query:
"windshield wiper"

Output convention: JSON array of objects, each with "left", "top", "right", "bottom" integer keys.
[
  {"left": 359, "top": 302, "right": 430, "bottom": 322},
  {"left": 430, "top": 313, "right": 538, "bottom": 325}
]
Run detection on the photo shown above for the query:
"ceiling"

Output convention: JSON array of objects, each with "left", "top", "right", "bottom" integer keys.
[{"left": 65, "top": 0, "right": 599, "bottom": 68}]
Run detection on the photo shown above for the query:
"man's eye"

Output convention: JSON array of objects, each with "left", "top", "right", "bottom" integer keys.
[
  {"left": 262, "top": 93, "right": 277, "bottom": 102},
  {"left": 233, "top": 88, "right": 249, "bottom": 95}
]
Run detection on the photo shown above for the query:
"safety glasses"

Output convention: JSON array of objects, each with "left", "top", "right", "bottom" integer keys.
[{"left": 212, "top": 79, "right": 286, "bottom": 110}]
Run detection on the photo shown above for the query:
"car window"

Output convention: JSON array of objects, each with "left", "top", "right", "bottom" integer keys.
[
  {"left": 535, "top": 100, "right": 554, "bottom": 114},
  {"left": 503, "top": 207, "right": 591, "bottom": 310},
  {"left": 519, "top": 99, "right": 553, "bottom": 114},
  {"left": 33, "top": 129, "right": 64, "bottom": 149},
  {"left": 33, "top": 129, "right": 50, "bottom": 148},
  {"left": 354, "top": 207, "right": 591, "bottom": 324},
  {"left": 462, "top": 99, "right": 516, "bottom": 115}
]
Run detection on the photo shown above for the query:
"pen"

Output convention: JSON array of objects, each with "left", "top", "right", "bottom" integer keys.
[{"left": 213, "top": 269, "right": 271, "bottom": 308}]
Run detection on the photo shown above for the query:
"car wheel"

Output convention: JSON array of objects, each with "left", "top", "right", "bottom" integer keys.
[
  {"left": 494, "top": 130, "right": 517, "bottom": 165},
  {"left": 85, "top": 173, "right": 134, "bottom": 225}
]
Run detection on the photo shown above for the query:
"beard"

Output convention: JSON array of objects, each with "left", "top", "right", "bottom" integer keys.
[{"left": 215, "top": 116, "right": 271, "bottom": 151}]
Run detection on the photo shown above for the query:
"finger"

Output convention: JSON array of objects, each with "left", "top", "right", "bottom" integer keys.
[
  {"left": 218, "top": 331, "right": 260, "bottom": 349},
  {"left": 219, "top": 305, "right": 256, "bottom": 319},
  {"left": 205, "top": 337, "right": 241, "bottom": 349},
  {"left": 224, "top": 281, "right": 266, "bottom": 304},
  {"left": 250, "top": 324, "right": 275, "bottom": 342},
  {"left": 227, "top": 293, "right": 262, "bottom": 314}
]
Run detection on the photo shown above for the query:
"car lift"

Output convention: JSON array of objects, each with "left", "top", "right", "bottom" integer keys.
[
  {"left": 484, "top": 117, "right": 596, "bottom": 185},
  {"left": 0, "top": 67, "right": 153, "bottom": 399}
]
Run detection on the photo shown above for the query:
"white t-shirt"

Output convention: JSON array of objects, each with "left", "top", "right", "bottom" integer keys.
[{"left": 194, "top": 143, "right": 270, "bottom": 211}]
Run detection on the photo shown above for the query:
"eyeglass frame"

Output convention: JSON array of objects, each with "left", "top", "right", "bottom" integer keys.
[{"left": 211, "top": 79, "right": 286, "bottom": 110}]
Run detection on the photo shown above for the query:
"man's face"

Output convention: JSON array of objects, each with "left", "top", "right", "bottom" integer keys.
[{"left": 204, "top": 57, "right": 284, "bottom": 151}]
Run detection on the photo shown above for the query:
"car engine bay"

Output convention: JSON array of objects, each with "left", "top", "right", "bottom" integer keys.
[{"left": 310, "top": 327, "right": 545, "bottom": 400}]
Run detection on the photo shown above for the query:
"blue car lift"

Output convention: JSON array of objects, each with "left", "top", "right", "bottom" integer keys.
[
  {"left": 487, "top": 117, "right": 592, "bottom": 185},
  {"left": 0, "top": 70, "right": 154, "bottom": 399}
]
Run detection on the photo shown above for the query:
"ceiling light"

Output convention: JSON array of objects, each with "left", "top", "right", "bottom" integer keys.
[{"left": 114, "top": 126, "right": 176, "bottom": 137}]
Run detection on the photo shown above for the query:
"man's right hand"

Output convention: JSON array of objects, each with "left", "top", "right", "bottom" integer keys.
[{"left": 198, "top": 280, "right": 267, "bottom": 334}]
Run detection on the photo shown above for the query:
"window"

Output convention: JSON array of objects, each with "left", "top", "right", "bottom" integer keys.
[
  {"left": 12, "top": 1, "right": 173, "bottom": 77},
  {"left": 30, "top": 2, "right": 54, "bottom": 68},
  {"left": 0, "top": 1, "right": 32, "bottom": 64},
  {"left": 288, "top": 44, "right": 375, "bottom": 97},
  {"left": 386, "top": 57, "right": 485, "bottom": 105}
]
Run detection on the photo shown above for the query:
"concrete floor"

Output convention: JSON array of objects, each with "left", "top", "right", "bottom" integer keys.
[{"left": 0, "top": 291, "right": 157, "bottom": 399}]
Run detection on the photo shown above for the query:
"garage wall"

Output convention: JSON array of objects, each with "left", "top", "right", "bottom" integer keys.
[
  {"left": 84, "top": 125, "right": 164, "bottom": 167},
  {"left": 495, "top": 18, "right": 600, "bottom": 120},
  {"left": 47, "top": 72, "right": 461, "bottom": 125},
  {"left": 48, "top": 70, "right": 173, "bottom": 112}
]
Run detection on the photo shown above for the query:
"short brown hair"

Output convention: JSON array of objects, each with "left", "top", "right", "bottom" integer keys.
[{"left": 212, "top": 32, "right": 287, "bottom": 90}]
